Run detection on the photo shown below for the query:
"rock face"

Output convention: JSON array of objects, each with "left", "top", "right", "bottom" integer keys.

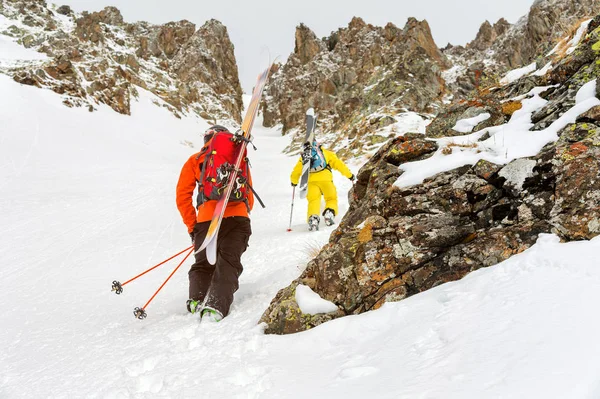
[
  {"left": 260, "top": 10, "right": 600, "bottom": 335},
  {"left": 445, "top": 0, "right": 600, "bottom": 99},
  {"left": 261, "top": 17, "right": 448, "bottom": 154},
  {"left": 1, "top": 1, "right": 242, "bottom": 122},
  {"left": 466, "top": 19, "right": 511, "bottom": 51}
]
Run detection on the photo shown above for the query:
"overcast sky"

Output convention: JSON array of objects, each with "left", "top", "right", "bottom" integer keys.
[{"left": 59, "top": 0, "right": 536, "bottom": 92}]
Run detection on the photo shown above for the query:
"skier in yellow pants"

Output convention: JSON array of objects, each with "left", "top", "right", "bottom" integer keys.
[{"left": 290, "top": 140, "right": 355, "bottom": 231}]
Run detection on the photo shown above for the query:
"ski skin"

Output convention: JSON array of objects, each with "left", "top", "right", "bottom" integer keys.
[
  {"left": 298, "top": 108, "right": 316, "bottom": 199},
  {"left": 195, "top": 64, "right": 272, "bottom": 264}
]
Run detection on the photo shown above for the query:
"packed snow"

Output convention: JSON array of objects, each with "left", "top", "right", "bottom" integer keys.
[{"left": 2, "top": 70, "right": 600, "bottom": 398}]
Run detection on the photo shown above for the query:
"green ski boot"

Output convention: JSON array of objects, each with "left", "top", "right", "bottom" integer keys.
[
  {"left": 186, "top": 299, "right": 203, "bottom": 314},
  {"left": 201, "top": 307, "right": 223, "bottom": 323}
]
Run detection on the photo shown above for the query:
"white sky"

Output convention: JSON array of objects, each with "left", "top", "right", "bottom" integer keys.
[{"left": 57, "top": 0, "right": 535, "bottom": 92}]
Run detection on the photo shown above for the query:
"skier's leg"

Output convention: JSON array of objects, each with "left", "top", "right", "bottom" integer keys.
[
  {"left": 306, "top": 182, "right": 322, "bottom": 221},
  {"left": 203, "top": 216, "right": 251, "bottom": 317},
  {"left": 322, "top": 181, "right": 338, "bottom": 216},
  {"left": 189, "top": 221, "right": 215, "bottom": 303}
]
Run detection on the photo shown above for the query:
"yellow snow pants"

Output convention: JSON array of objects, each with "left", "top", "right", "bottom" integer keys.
[{"left": 306, "top": 180, "right": 337, "bottom": 221}]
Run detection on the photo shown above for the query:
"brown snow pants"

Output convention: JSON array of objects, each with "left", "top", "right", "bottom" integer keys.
[{"left": 189, "top": 216, "right": 251, "bottom": 317}]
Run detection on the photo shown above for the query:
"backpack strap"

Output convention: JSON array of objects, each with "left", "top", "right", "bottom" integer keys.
[
  {"left": 196, "top": 143, "right": 213, "bottom": 206},
  {"left": 320, "top": 145, "right": 331, "bottom": 170}
]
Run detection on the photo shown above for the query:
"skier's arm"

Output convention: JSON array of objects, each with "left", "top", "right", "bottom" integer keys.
[
  {"left": 326, "top": 151, "right": 353, "bottom": 179},
  {"left": 290, "top": 158, "right": 303, "bottom": 185},
  {"left": 176, "top": 157, "right": 198, "bottom": 233}
]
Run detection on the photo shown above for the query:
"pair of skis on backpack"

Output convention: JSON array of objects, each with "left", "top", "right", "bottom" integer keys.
[
  {"left": 297, "top": 108, "right": 317, "bottom": 199},
  {"left": 195, "top": 64, "right": 271, "bottom": 264}
]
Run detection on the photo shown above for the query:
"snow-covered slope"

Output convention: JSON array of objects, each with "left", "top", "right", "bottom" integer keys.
[{"left": 2, "top": 72, "right": 600, "bottom": 398}]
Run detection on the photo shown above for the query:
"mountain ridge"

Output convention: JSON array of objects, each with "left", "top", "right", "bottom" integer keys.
[{"left": 0, "top": 0, "right": 243, "bottom": 124}]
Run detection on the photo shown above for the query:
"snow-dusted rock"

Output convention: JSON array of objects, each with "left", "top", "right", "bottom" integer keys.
[
  {"left": 260, "top": 16, "right": 448, "bottom": 157},
  {"left": 0, "top": 1, "right": 242, "bottom": 122},
  {"left": 445, "top": 0, "right": 600, "bottom": 100}
]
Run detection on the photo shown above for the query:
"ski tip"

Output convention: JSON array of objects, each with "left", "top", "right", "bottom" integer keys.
[
  {"left": 286, "top": 228, "right": 292, "bottom": 232},
  {"left": 306, "top": 108, "right": 315, "bottom": 116}
]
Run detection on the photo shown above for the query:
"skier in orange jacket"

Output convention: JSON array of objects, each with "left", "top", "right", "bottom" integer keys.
[{"left": 176, "top": 125, "right": 253, "bottom": 322}]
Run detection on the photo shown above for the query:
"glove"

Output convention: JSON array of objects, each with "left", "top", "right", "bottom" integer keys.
[
  {"left": 349, "top": 174, "right": 356, "bottom": 182},
  {"left": 291, "top": 182, "right": 297, "bottom": 187}
]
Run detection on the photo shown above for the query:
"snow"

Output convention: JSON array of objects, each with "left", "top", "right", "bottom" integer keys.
[
  {"left": 295, "top": 284, "right": 339, "bottom": 314},
  {"left": 396, "top": 82, "right": 600, "bottom": 188},
  {"left": 0, "top": 23, "right": 48, "bottom": 65},
  {"left": 441, "top": 64, "right": 465, "bottom": 86},
  {"left": 532, "top": 61, "right": 553, "bottom": 77},
  {"left": 576, "top": 79, "right": 598, "bottom": 104},
  {"left": 565, "top": 19, "right": 593, "bottom": 55},
  {"left": 500, "top": 62, "right": 537, "bottom": 85},
  {"left": 452, "top": 112, "right": 490, "bottom": 133},
  {"left": 394, "top": 111, "right": 428, "bottom": 134},
  {"left": 546, "top": 19, "right": 592, "bottom": 57},
  {"left": 2, "top": 70, "right": 600, "bottom": 398}
]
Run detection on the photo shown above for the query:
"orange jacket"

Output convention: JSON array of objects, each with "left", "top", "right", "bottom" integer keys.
[{"left": 176, "top": 147, "right": 254, "bottom": 233}]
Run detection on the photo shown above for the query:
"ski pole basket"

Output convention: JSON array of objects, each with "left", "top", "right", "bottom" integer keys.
[
  {"left": 133, "top": 307, "right": 147, "bottom": 320},
  {"left": 111, "top": 280, "right": 123, "bottom": 295}
]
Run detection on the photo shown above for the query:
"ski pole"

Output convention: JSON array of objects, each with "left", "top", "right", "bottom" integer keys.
[
  {"left": 133, "top": 247, "right": 195, "bottom": 320},
  {"left": 287, "top": 186, "right": 295, "bottom": 232},
  {"left": 111, "top": 245, "right": 193, "bottom": 295}
]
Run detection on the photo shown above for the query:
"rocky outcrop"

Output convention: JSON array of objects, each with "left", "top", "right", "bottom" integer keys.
[
  {"left": 261, "top": 17, "right": 448, "bottom": 154},
  {"left": 75, "top": 6, "right": 124, "bottom": 43},
  {"left": 0, "top": 1, "right": 242, "bottom": 122},
  {"left": 445, "top": 0, "right": 600, "bottom": 99},
  {"left": 425, "top": 98, "right": 507, "bottom": 138},
  {"left": 466, "top": 19, "right": 510, "bottom": 51},
  {"left": 294, "top": 23, "right": 324, "bottom": 64},
  {"left": 260, "top": 7, "right": 600, "bottom": 335},
  {"left": 171, "top": 20, "right": 243, "bottom": 121},
  {"left": 261, "top": 117, "right": 600, "bottom": 335}
]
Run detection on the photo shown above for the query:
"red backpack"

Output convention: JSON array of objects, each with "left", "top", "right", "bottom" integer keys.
[{"left": 196, "top": 131, "right": 263, "bottom": 210}]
